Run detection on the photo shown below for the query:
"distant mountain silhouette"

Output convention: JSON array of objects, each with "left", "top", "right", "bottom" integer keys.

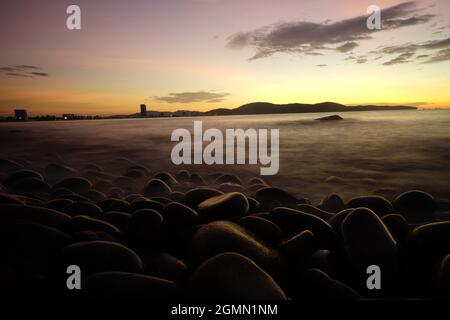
[
  {"left": 129, "top": 101, "right": 416, "bottom": 118},
  {"left": 205, "top": 102, "right": 416, "bottom": 116}
]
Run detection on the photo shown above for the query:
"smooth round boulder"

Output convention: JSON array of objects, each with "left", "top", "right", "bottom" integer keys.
[
  {"left": 188, "top": 221, "right": 279, "bottom": 274},
  {"left": 270, "top": 207, "right": 337, "bottom": 249},
  {"left": 3, "top": 170, "right": 44, "bottom": 188},
  {"left": 319, "top": 194, "right": 346, "bottom": 213},
  {"left": 347, "top": 196, "right": 393, "bottom": 217},
  {"left": 381, "top": 214, "right": 410, "bottom": 244},
  {"left": 237, "top": 216, "right": 283, "bottom": 245},
  {"left": 125, "top": 209, "right": 163, "bottom": 247},
  {"left": 187, "top": 252, "right": 286, "bottom": 300},
  {"left": 83, "top": 189, "right": 106, "bottom": 202},
  {"left": 254, "top": 187, "right": 300, "bottom": 210},
  {"left": 0, "top": 193, "right": 25, "bottom": 205},
  {"left": 61, "top": 241, "right": 142, "bottom": 276},
  {"left": 248, "top": 177, "right": 267, "bottom": 186},
  {"left": 144, "top": 179, "right": 172, "bottom": 197},
  {"left": 53, "top": 177, "right": 92, "bottom": 194},
  {"left": 218, "top": 182, "right": 246, "bottom": 193},
  {"left": 64, "top": 202, "right": 103, "bottom": 217},
  {"left": 9, "top": 177, "right": 50, "bottom": 194},
  {"left": 0, "top": 220, "right": 71, "bottom": 276},
  {"left": 215, "top": 174, "right": 242, "bottom": 185},
  {"left": 183, "top": 188, "right": 223, "bottom": 208},
  {"left": 435, "top": 254, "right": 450, "bottom": 298},
  {"left": 44, "top": 199, "right": 74, "bottom": 212},
  {"left": 140, "top": 252, "right": 187, "bottom": 281},
  {"left": 98, "top": 198, "right": 130, "bottom": 213},
  {"left": 0, "top": 204, "right": 70, "bottom": 229},
  {"left": 153, "top": 173, "right": 178, "bottom": 188},
  {"left": 328, "top": 208, "right": 354, "bottom": 232},
  {"left": 410, "top": 222, "right": 450, "bottom": 263},
  {"left": 296, "top": 204, "right": 334, "bottom": 221},
  {"left": 0, "top": 158, "right": 22, "bottom": 172},
  {"left": 162, "top": 202, "right": 199, "bottom": 231},
  {"left": 175, "top": 170, "right": 190, "bottom": 182},
  {"left": 190, "top": 173, "right": 206, "bottom": 186},
  {"left": 394, "top": 190, "right": 436, "bottom": 223},
  {"left": 68, "top": 215, "right": 120, "bottom": 237},
  {"left": 129, "top": 199, "right": 164, "bottom": 213},
  {"left": 247, "top": 197, "right": 261, "bottom": 214},
  {"left": 294, "top": 268, "right": 361, "bottom": 300},
  {"left": 341, "top": 208, "right": 398, "bottom": 275},
  {"left": 45, "top": 163, "right": 75, "bottom": 179},
  {"left": 125, "top": 169, "right": 146, "bottom": 179},
  {"left": 84, "top": 272, "right": 178, "bottom": 300},
  {"left": 102, "top": 211, "right": 131, "bottom": 231},
  {"left": 278, "top": 230, "right": 318, "bottom": 260},
  {"left": 197, "top": 192, "right": 249, "bottom": 222}
]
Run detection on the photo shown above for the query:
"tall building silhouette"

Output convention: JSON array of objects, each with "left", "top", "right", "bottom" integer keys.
[
  {"left": 14, "top": 109, "right": 28, "bottom": 121},
  {"left": 140, "top": 104, "right": 147, "bottom": 118}
]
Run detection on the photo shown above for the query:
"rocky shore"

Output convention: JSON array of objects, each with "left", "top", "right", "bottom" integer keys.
[{"left": 1, "top": 157, "right": 450, "bottom": 299}]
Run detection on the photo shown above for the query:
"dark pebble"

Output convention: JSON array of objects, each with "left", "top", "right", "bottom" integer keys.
[{"left": 187, "top": 252, "right": 286, "bottom": 300}]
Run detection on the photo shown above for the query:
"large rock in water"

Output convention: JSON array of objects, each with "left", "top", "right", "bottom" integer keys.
[
  {"left": 84, "top": 272, "right": 178, "bottom": 300},
  {"left": 315, "top": 115, "right": 343, "bottom": 121},
  {"left": 197, "top": 192, "right": 249, "bottom": 222},
  {"left": 394, "top": 190, "right": 435, "bottom": 223},
  {"left": 188, "top": 221, "right": 280, "bottom": 276},
  {"left": 61, "top": 241, "right": 142, "bottom": 276},
  {"left": 187, "top": 252, "right": 287, "bottom": 300}
]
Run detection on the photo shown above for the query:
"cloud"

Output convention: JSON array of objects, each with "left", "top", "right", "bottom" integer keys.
[
  {"left": 15, "top": 65, "right": 40, "bottom": 70},
  {"left": 316, "top": 64, "right": 327, "bottom": 67},
  {"left": 0, "top": 65, "right": 50, "bottom": 78},
  {"left": 30, "top": 72, "right": 49, "bottom": 77},
  {"left": 383, "top": 52, "right": 415, "bottom": 65},
  {"left": 154, "top": 91, "right": 230, "bottom": 103},
  {"left": 226, "top": 1, "right": 435, "bottom": 61},
  {"left": 423, "top": 48, "right": 450, "bottom": 63},
  {"left": 0, "top": 67, "right": 17, "bottom": 72},
  {"left": 6, "top": 73, "right": 33, "bottom": 78},
  {"left": 374, "top": 37, "right": 450, "bottom": 65}
]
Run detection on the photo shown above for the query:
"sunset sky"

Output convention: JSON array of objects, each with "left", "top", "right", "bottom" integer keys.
[{"left": 0, "top": 0, "right": 449, "bottom": 116}]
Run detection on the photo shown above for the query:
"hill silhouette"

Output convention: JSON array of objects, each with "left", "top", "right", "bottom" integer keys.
[{"left": 204, "top": 102, "right": 416, "bottom": 116}]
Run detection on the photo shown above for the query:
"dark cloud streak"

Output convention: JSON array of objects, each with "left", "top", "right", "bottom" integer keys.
[
  {"left": 226, "top": 1, "right": 435, "bottom": 61},
  {"left": 154, "top": 91, "right": 230, "bottom": 104}
]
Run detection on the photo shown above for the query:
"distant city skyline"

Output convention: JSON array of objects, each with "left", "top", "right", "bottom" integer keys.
[{"left": 1, "top": 0, "right": 449, "bottom": 116}]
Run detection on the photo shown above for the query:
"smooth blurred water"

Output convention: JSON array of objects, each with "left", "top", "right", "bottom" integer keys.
[{"left": 1, "top": 109, "right": 450, "bottom": 203}]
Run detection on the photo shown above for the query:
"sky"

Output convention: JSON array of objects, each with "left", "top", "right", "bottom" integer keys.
[{"left": 0, "top": 0, "right": 449, "bottom": 116}]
